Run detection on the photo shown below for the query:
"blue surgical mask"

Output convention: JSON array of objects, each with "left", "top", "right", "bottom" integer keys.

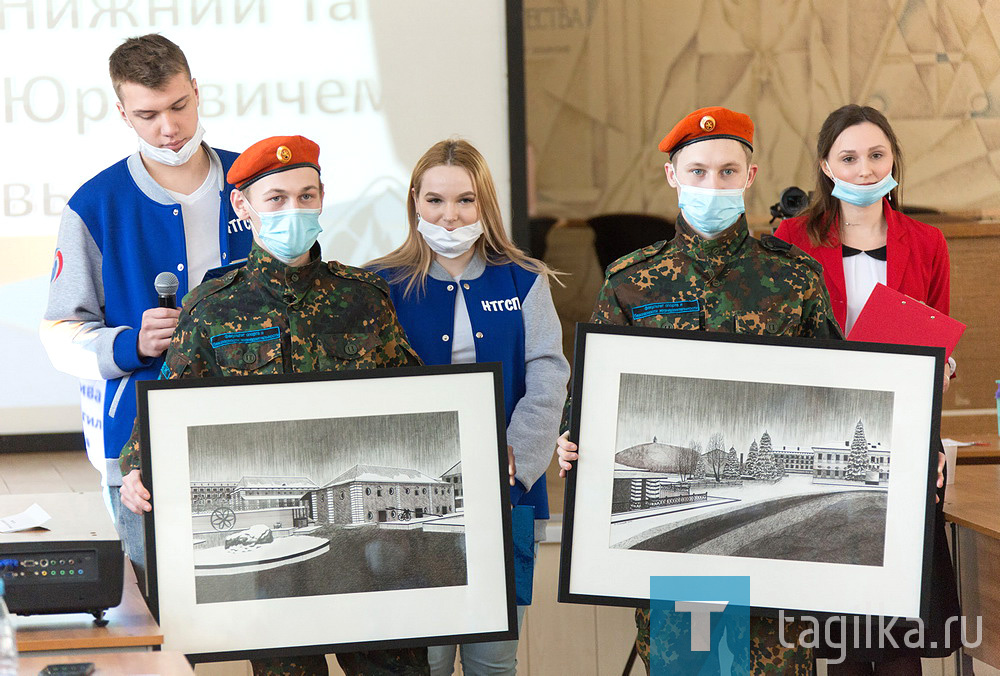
[
  {"left": 245, "top": 199, "right": 322, "bottom": 264},
  {"left": 677, "top": 179, "right": 748, "bottom": 237},
  {"left": 826, "top": 163, "right": 897, "bottom": 207}
]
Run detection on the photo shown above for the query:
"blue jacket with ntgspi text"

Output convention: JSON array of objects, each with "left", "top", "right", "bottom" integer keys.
[
  {"left": 41, "top": 147, "right": 253, "bottom": 484},
  {"left": 378, "top": 262, "right": 549, "bottom": 518}
]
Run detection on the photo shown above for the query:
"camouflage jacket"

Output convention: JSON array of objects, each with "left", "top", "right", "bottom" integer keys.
[
  {"left": 591, "top": 214, "right": 843, "bottom": 339},
  {"left": 119, "top": 242, "right": 420, "bottom": 473}
]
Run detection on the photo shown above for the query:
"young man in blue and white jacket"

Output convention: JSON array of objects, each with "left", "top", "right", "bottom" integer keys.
[{"left": 40, "top": 34, "right": 252, "bottom": 573}]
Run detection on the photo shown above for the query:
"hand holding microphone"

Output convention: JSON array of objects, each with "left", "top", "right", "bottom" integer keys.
[{"left": 137, "top": 272, "right": 182, "bottom": 359}]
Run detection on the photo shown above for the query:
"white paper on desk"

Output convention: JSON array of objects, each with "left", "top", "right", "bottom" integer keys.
[
  {"left": 0, "top": 503, "right": 51, "bottom": 532},
  {"left": 941, "top": 437, "right": 977, "bottom": 447}
]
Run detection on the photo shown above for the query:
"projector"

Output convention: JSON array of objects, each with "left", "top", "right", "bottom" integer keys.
[{"left": 0, "top": 492, "right": 124, "bottom": 626}]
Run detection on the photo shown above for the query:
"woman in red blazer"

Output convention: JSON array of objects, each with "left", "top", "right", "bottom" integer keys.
[
  {"left": 775, "top": 110, "right": 950, "bottom": 335},
  {"left": 776, "top": 202, "right": 950, "bottom": 331},
  {"left": 776, "top": 104, "right": 958, "bottom": 676}
]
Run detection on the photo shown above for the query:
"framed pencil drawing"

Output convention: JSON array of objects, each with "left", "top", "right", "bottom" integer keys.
[
  {"left": 558, "top": 323, "right": 943, "bottom": 621},
  {"left": 137, "top": 364, "right": 515, "bottom": 662}
]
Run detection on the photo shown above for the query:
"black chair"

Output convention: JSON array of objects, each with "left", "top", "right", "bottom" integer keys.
[
  {"left": 528, "top": 216, "right": 558, "bottom": 260},
  {"left": 899, "top": 205, "right": 940, "bottom": 216},
  {"left": 587, "top": 213, "right": 675, "bottom": 271}
]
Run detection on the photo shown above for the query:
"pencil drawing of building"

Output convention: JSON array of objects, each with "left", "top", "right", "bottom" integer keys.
[
  {"left": 308, "top": 464, "right": 457, "bottom": 524},
  {"left": 441, "top": 461, "right": 464, "bottom": 509},
  {"left": 231, "top": 476, "right": 319, "bottom": 511}
]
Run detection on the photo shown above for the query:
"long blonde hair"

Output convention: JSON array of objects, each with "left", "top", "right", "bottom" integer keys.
[{"left": 367, "top": 139, "right": 560, "bottom": 297}]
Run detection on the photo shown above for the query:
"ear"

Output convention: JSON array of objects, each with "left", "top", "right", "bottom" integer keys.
[
  {"left": 820, "top": 159, "right": 834, "bottom": 181},
  {"left": 116, "top": 101, "right": 132, "bottom": 128},
  {"left": 191, "top": 77, "right": 200, "bottom": 106},
  {"left": 664, "top": 162, "right": 678, "bottom": 188},
  {"left": 411, "top": 187, "right": 419, "bottom": 218},
  {"left": 230, "top": 189, "right": 252, "bottom": 221},
  {"left": 745, "top": 164, "right": 759, "bottom": 189}
]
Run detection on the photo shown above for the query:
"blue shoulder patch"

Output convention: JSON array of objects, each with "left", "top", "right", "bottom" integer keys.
[
  {"left": 209, "top": 327, "right": 281, "bottom": 348},
  {"left": 632, "top": 300, "right": 700, "bottom": 320}
]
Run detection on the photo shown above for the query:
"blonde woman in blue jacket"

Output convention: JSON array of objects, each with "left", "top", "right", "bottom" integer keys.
[{"left": 368, "top": 139, "right": 569, "bottom": 675}]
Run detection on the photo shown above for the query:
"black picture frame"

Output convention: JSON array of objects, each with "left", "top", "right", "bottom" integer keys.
[
  {"left": 137, "top": 364, "right": 516, "bottom": 663},
  {"left": 559, "top": 323, "right": 943, "bottom": 623}
]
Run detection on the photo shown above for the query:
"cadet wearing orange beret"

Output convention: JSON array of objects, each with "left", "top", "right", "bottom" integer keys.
[
  {"left": 555, "top": 107, "right": 841, "bottom": 673},
  {"left": 118, "top": 137, "right": 425, "bottom": 676}
]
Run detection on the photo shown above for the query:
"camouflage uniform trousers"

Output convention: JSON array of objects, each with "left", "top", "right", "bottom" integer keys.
[
  {"left": 251, "top": 648, "right": 429, "bottom": 676},
  {"left": 635, "top": 607, "right": 814, "bottom": 675}
]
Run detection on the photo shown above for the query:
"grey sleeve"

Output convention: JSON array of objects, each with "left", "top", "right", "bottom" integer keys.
[
  {"left": 39, "top": 205, "right": 131, "bottom": 380},
  {"left": 507, "top": 274, "right": 571, "bottom": 491}
]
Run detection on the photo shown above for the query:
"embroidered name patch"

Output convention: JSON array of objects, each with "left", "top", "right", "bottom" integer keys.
[
  {"left": 631, "top": 300, "right": 700, "bottom": 320},
  {"left": 210, "top": 327, "right": 281, "bottom": 348},
  {"left": 481, "top": 297, "right": 522, "bottom": 312}
]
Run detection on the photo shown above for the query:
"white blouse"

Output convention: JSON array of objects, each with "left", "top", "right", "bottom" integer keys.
[{"left": 842, "top": 244, "right": 887, "bottom": 335}]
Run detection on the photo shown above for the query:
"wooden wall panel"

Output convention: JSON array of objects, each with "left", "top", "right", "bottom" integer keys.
[{"left": 525, "top": 0, "right": 1000, "bottom": 221}]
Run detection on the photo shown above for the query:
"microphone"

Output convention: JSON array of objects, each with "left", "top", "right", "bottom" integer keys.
[{"left": 154, "top": 271, "right": 179, "bottom": 309}]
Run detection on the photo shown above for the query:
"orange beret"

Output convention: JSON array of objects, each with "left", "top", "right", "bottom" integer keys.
[
  {"left": 228, "top": 135, "right": 321, "bottom": 190},
  {"left": 658, "top": 107, "right": 754, "bottom": 158}
]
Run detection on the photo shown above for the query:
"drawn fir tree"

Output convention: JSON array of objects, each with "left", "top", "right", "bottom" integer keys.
[
  {"left": 846, "top": 419, "right": 870, "bottom": 481},
  {"left": 722, "top": 447, "right": 741, "bottom": 482},
  {"left": 693, "top": 453, "right": 707, "bottom": 480},
  {"left": 745, "top": 439, "right": 760, "bottom": 478},
  {"left": 775, "top": 456, "right": 787, "bottom": 478},
  {"left": 756, "top": 431, "right": 779, "bottom": 480}
]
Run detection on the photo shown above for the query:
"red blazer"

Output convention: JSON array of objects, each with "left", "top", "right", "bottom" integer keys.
[{"left": 774, "top": 198, "right": 950, "bottom": 332}]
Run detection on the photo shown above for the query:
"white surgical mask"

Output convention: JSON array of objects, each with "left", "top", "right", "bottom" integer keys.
[
  {"left": 417, "top": 217, "right": 483, "bottom": 258},
  {"left": 137, "top": 123, "right": 206, "bottom": 167}
]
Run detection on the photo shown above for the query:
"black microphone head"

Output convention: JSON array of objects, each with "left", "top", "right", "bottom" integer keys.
[{"left": 154, "top": 271, "right": 179, "bottom": 296}]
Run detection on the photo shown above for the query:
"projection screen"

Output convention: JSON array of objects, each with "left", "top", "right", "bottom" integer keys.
[{"left": 0, "top": 0, "right": 526, "bottom": 439}]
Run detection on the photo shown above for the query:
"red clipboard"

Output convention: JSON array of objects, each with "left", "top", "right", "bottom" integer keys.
[{"left": 847, "top": 284, "right": 965, "bottom": 358}]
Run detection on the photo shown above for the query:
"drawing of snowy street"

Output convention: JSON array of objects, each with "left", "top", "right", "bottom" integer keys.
[{"left": 610, "top": 373, "right": 895, "bottom": 566}]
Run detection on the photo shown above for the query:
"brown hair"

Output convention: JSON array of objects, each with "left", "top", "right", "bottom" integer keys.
[
  {"left": 800, "top": 104, "right": 904, "bottom": 246},
  {"left": 109, "top": 34, "right": 191, "bottom": 99},
  {"left": 367, "top": 139, "right": 561, "bottom": 297}
]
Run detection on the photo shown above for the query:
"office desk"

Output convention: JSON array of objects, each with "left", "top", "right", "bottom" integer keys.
[
  {"left": 956, "top": 439, "right": 1000, "bottom": 465},
  {"left": 941, "top": 415, "right": 1000, "bottom": 465},
  {"left": 14, "top": 556, "right": 162, "bottom": 653},
  {"left": 16, "top": 650, "right": 194, "bottom": 675},
  {"left": 943, "top": 464, "right": 1000, "bottom": 670}
]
